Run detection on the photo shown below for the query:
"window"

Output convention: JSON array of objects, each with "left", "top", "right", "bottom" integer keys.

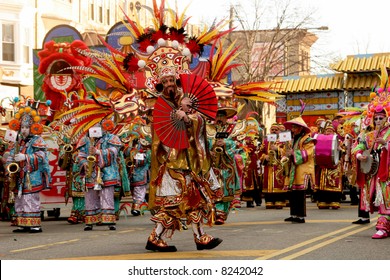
[
  {"left": 90, "top": 1, "right": 95, "bottom": 20},
  {"left": 2, "top": 23, "right": 15, "bottom": 62},
  {"left": 106, "top": 8, "right": 110, "bottom": 25},
  {"left": 98, "top": 5, "right": 103, "bottom": 23},
  {"left": 22, "top": 27, "right": 30, "bottom": 64}
]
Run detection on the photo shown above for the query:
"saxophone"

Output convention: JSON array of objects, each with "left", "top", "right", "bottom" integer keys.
[
  {"left": 7, "top": 141, "right": 20, "bottom": 175},
  {"left": 213, "top": 146, "right": 224, "bottom": 168},
  {"left": 59, "top": 144, "right": 73, "bottom": 170},
  {"left": 268, "top": 150, "right": 277, "bottom": 166},
  {"left": 281, "top": 141, "right": 292, "bottom": 176},
  {"left": 8, "top": 140, "right": 20, "bottom": 190},
  {"left": 86, "top": 137, "right": 96, "bottom": 178}
]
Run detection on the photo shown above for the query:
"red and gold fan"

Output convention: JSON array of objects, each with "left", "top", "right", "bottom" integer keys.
[
  {"left": 153, "top": 73, "right": 217, "bottom": 150},
  {"left": 179, "top": 73, "right": 218, "bottom": 120},
  {"left": 153, "top": 96, "right": 189, "bottom": 150}
]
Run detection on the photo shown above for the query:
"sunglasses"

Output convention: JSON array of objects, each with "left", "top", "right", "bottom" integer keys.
[{"left": 374, "top": 117, "right": 385, "bottom": 121}]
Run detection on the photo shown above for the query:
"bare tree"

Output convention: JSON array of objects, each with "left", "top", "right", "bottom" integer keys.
[{"left": 226, "top": 0, "right": 334, "bottom": 83}]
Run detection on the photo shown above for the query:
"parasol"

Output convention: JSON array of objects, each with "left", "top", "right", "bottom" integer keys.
[
  {"left": 153, "top": 96, "right": 189, "bottom": 150},
  {"left": 179, "top": 73, "right": 218, "bottom": 120}
]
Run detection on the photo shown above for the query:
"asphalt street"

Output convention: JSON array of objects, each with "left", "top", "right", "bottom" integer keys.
[{"left": 1, "top": 198, "right": 389, "bottom": 261}]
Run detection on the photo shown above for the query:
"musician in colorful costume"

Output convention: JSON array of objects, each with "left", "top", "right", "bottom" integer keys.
[
  {"left": 123, "top": 130, "right": 152, "bottom": 216},
  {"left": 6, "top": 101, "right": 51, "bottom": 233},
  {"left": 313, "top": 121, "right": 343, "bottom": 209},
  {"left": 76, "top": 119, "right": 129, "bottom": 231},
  {"left": 209, "top": 107, "right": 241, "bottom": 225},
  {"left": 241, "top": 115, "right": 262, "bottom": 207},
  {"left": 260, "top": 123, "right": 287, "bottom": 209},
  {"left": 58, "top": 133, "right": 85, "bottom": 224},
  {"left": 352, "top": 74, "right": 390, "bottom": 238},
  {"left": 282, "top": 116, "right": 316, "bottom": 223}
]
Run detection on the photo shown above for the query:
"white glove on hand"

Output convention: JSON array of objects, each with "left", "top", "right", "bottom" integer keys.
[{"left": 14, "top": 153, "right": 26, "bottom": 162}]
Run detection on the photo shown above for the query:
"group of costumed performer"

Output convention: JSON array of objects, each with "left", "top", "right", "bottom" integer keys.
[{"left": 42, "top": 0, "right": 281, "bottom": 249}]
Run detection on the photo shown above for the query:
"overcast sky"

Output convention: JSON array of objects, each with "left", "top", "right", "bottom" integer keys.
[{"left": 173, "top": 0, "right": 390, "bottom": 60}]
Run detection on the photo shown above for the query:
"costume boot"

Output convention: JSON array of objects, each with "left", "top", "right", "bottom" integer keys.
[
  {"left": 145, "top": 224, "right": 177, "bottom": 252},
  {"left": 372, "top": 216, "right": 390, "bottom": 239},
  {"left": 192, "top": 222, "right": 223, "bottom": 250}
]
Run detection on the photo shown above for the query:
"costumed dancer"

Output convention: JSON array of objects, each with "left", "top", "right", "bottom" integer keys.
[
  {"left": 352, "top": 67, "right": 390, "bottom": 238},
  {"left": 145, "top": 47, "right": 223, "bottom": 251},
  {"left": 6, "top": 99, "right": 51, "bottom": 233},
  {"left": 260, "top": 123, "right": 287, "bottom": 209}
]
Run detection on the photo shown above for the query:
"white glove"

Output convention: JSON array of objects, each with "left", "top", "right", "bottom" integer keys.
[
  {"left": 14, "top": 153, "right": 26, "bottom": 162},
  {"left": 18, "top": 190, "right": 22, "bottom": 199}
]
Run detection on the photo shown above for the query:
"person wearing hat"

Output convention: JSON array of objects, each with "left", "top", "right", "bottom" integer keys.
[
  {"left": 76, "top": 119, "right": 129, "bottom": 231},
  {"left": 282, "top": 116, "right": 316, "bottom": 223},
  {"left": 260, "top": 123, "right": 288, "bottom": 209},
  {"left": 209, "top": 107, "right": 241, "bottom": 224},
  {"left": 6, "top": 105, "right": 51, "bottom": 233},
  {"left": 352, "top": 105, "right": 390, "bottom": 239},
  {"left": 58, "top": 132, "right": 85, "bottom": 225},
  {"left": 146, "top": 64, "right": 223, "bottom": 252},
  {"left": 126, "top": 132, "right": 151, "bottom": 217},
  {"left": 313, "top": 121, "right": 343, "bottom": 210}
]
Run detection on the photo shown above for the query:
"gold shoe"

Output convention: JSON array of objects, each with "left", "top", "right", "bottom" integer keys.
[{"left": 194, "top": 234, "right": 223, "bottom": 250}]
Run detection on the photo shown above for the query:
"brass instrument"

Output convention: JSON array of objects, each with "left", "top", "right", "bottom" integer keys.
[
  {"left": 7, "top": 141, "right": 20, "bottom": 175},
  {"left": 268, "top": 150, "right": 277, "bottom": 166},
  {"left": 125, "top": 156, "right": 135, "bottom": 175},
  {"left": 7, "top": 139, "right": 20, "bottom": 191},
  {"left": 281, "top": 156, "right": 290, "bottom": 176},
  {"left": 59, "top": 144, "right": 74, "bottom": 170},
  {"left": 86, "top": 138, "right": 96, "bottom": 178},
  {"left": 281, "top": 141, "right": 292, "bottom": 176},
  {"left": 213, "top": 146, "right": 224, "bottom": 168}
]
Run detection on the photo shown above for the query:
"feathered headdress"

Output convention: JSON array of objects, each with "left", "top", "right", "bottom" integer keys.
[{"left": 364, "top": 64, "right": 390, "bottom": 127}]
